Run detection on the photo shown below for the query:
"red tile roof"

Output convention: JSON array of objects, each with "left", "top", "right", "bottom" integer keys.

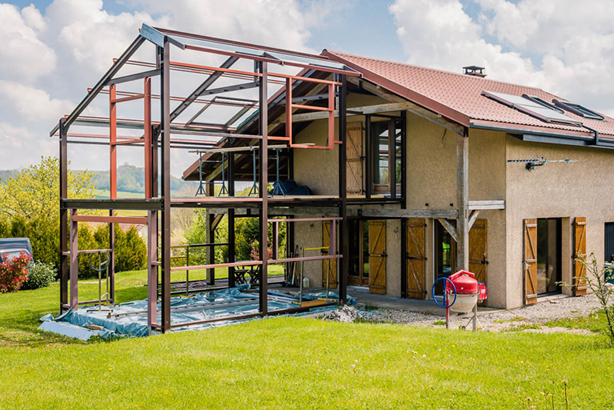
[{"left": 324, "top": 50, "right": 614, "bottom": 139}]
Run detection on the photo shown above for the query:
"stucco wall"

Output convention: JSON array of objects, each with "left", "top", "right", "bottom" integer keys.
[{"left": 505, "top": 136, "right": 614, "bottom": 308}]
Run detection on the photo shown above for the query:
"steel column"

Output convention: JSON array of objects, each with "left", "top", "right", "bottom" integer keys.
[
  {"left": 59, "top": 119, "right": 69, "bottom": 309},
  {"left": 228, "top": 137, "right": 236, "bottom": 288},
  {"left": 258, "top": 61, "right": 269, "bottom": 315},
  {"left": 160, "top": 41, "right": 172, "bottom": 333},
  {"left": 206, "top": 182, "right": 216, "bottom": 285},
  {"left": 69, "top": 209, "right": 79, "bottom": 309},
  {"left": 338, "top": 75, "right": 348, "bottom": 303},
  {"left": 147, "top": 210, "right": 158, "bottom": 329}
]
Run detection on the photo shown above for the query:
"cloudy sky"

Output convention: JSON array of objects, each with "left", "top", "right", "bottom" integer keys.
[{"left": 1, "top": 0, "right": 613, "bottom": 176}]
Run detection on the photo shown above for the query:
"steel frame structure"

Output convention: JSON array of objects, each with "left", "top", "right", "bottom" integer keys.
[{"left": 52, "top": 25, "right": 358, "bottom": 333}]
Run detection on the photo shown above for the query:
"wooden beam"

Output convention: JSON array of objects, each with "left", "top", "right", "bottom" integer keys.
[
  {"left": 270, "top": 102, "right": 410, "bottom": 126},
  {"left": 468, "top": 210, "right": 480, "bottom": 230},
  {"left": 437, "top": 218, "right": 458, "bottom": 243},
  {"left": 358, "top": 208, "right": 458, "bottom": 219},
  {"left": 348, "top": 77, "right": 465, "bottom": 136},
  {"left": 468, "top": 200, "right": 505, "bottom": 210},
  {"left": 456, "top": 132, "right": 469, "bottom": 271},
  {"left": 207, "top": 207, "right": 339, "bottom": 216}
]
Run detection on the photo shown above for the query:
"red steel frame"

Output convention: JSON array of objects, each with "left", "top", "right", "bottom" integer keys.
[{"left": 54, "top": 24, "right": 354, "bottom": 334}]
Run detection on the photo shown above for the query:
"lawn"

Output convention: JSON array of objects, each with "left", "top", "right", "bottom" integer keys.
[{"left": 0, "top": 274, "right": 613, "bottom": 409}]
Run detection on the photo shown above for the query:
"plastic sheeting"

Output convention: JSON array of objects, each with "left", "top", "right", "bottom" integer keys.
[{"left": 40, "top": 285, "right": 349, "bottom": 340}]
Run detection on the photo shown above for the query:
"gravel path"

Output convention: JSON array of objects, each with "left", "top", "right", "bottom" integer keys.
[{"left": 322, "top": 294, "right": 602, "bottom": 334}]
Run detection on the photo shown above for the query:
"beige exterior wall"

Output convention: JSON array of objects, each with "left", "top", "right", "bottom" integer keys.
[
  {"left": 504, "top": 136, "right": 614, "bottom": 308},
  {"left": 290, "top": 92, "right": 614, "bottom": 310}
]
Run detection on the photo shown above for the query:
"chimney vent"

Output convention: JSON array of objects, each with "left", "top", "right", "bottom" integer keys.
[{"left": 463, "top": 65, "right": 486, "bottom": 78}]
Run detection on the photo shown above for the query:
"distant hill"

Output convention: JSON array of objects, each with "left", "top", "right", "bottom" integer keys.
[
  {"left": 88, "top": 164, "right": 197, "bottom": 194},
  {"left": 0, "top": 165, "right": 197, "bottom": 195}
]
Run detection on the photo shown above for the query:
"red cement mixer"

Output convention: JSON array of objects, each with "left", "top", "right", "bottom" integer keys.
[{"left": 434, "top": 270, "right": 487, "bottom": 330}]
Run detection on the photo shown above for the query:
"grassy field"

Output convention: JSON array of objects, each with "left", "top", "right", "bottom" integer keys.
[{"left": 0, "top": 274, "right": 613, "bottom": 409}]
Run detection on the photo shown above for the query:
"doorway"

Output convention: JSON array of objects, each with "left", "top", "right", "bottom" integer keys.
[
  {"left": 536, "top": 218, "right": 562, "bottom": 295},
  {"left": 346, "top": 219, "right": 386, "bottom": 294},
  {"left": 434, "top": 219, "right": 457, "bottom": 295}
]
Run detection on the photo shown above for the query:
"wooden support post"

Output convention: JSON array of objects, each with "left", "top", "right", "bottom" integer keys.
[
  {"left": 59, "top": 119, "right": 68, "bottom": 309},
  {"left": 160, "top": 42, "right": 172, "bottom": 333},
  {"left": 338, "top": 74, "right": 348, "bottom": 303},
  {"left": 147, "top": 210, "right": 158, "bottom": 330},
  {"left": 69, "top": 209, "right": 79, "bottom": 309},
  {"left": 365, "top": 114, "right": 372, "bottom": 199},
  {"left": 456, "top": 128, "right": 473, "bottom": 330},
  {"left": 258, "top": 61, "right": 269, "bottom": 315},
  {"left": 456, "top": 130, "right": 469, "bottom": 271}
]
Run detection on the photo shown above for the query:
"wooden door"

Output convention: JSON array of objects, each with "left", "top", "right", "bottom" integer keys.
[
  {"left": 322, "top": 221, "right": 338, "bottom": 288},
  {"left": 406, "top": 218, "right": 426, "bottom": 299},
  {"left": 524, "top": 219, "right": 538, "bottom": 305},
  {"left": 346, "top": 122, "right": 363, "bottom": 195},
  {"left": 469, "top": 219, "right": 487, "bottom": 304},
  {"left": 369, "top": 220, "right": 386, "bottom": 294},
  {"left": 573, "top": 217, "right": 587, "bottom": 296}
]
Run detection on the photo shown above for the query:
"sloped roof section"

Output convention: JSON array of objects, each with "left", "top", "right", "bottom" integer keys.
[{"left": 324, "top": 50, "right": 614, "bottom": 138}]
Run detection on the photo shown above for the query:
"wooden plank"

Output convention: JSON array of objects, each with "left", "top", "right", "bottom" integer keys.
[
  {"left": 456, "top": 132, "right": 469, "bottom": 271},
  {"left": 573, "top": 217, "right": 587, "bottom": 296},
  {"left": 468, "top": 210, "right": 481, "bottom": 230},
  {"left": 438, "top": 218, "right": 458, "bottom": 243},
  {"left": 524, "top": 219, "right": 538, "bottom": 305},
  {"left": 322, "top": 221, "right": 338, "bottom": 287},
  {"left": 360, "top": 208, "right": 458, "bottom": 219},
  {"left": 270, "top": 102, "right": 411, "bottom": 125},
  {"left": 346, "top": 122, "right": 363, "bottom": 194},
  {"left": 468, "top": 200, "right": 505, "bottom": 210},
  {"left": 369, "top": 220, "right": 386, "bottom": 294},
  {"left": 406, "top": 218, "right": 426, "bottom": 299}
]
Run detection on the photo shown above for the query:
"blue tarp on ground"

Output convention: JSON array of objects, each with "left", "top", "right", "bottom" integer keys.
[{"left": 40, "top": 286, "right": 351, "bottom": 340}]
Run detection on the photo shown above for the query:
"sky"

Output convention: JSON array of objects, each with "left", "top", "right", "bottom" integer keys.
[{"left": 1, "top": 0, "right": 614, "bottom": 176}]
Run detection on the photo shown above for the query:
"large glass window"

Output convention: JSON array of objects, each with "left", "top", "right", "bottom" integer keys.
[
  {"left": 536, "top": 218, "right": 562, "bottom": 295},
  {"left": 434, "top": 220, "right": 456, "bottom": 295},
  {"left": 348, "top": 220, "right": 370, "bottom": 286},
  {"left": 371, "top": 118, "right": 403, "bottom": 197}
]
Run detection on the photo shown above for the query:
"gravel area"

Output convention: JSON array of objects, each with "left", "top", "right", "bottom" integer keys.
[{"left": 323, "top": 294, "right": 603, "bottom": 334}]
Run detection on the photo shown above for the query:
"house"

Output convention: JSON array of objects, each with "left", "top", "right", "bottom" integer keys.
[
  {"left": 185, "top": 50, "right": 614, "bottom": 310},
  {"left": 54, "top": 25, "right": 613, "bottom": 335}
]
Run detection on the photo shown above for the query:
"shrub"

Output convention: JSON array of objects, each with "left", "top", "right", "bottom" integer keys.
[
  {"left": 22, "top": 261, "right": 56, "bottom": 290},
  {"left": 0, "top": 252, "right": 32, "bottom": 293}
]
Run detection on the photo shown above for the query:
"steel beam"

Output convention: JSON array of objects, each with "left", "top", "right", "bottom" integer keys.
[
  {"left": 258, "top": 61, "right": 269, "bottom": 315},
  {"left": 50, "top": 35, "right": 145, "bottom": 136},
  {"left": 169, "top": 56, "right": 238, "bottom": 123},
  {"left": 59, "top": 120, "right": 68, "bottom": 309},
  {"left": 106, "top": 69, "right": 160, "bottom": 86},
  {"left": 338, "top": 75, "right": 348, "bottom": 303},
  {"left": 160, "top": 42, "right": 172, "bottom": 333}
]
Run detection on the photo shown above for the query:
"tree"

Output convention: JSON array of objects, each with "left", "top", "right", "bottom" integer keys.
[{"left": 0, "top": 156, "right": 96, "bottom": 221}]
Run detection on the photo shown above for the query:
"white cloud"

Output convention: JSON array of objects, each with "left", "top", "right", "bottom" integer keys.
[
  {"left": 0, "top": 0, "right": 327, "bottom": 173},
  {"left": 389, "top": 0, "right": 614, "bottom": 113},
  {"left": 0, "top": 3, "right": 56, "bottom": 83},
  {"left": 0, "top": 122, "right": 55, "bottom": 169}
]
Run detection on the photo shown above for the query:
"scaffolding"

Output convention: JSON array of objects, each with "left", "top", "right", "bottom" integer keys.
[{"left": 51, "top": 24, "right": 360, "bottom": 333}]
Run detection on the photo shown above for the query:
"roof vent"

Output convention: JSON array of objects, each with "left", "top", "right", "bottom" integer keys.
[{"left": 463, "top": 65, "right": 486, "bottom": 78}]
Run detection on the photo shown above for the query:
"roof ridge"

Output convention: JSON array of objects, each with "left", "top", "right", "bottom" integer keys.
[{"left": 325, "top": 49, "right": 545, "bottom": 94}]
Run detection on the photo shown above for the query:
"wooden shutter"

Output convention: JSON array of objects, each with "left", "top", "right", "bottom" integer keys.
[
  {"left": 469, "top": 219, "right": 487, "bottom": 305},
  {"left": 573, "top": 217, "right": 587, "bottom": 296},
  {"left": 346, "top": 122, "right": 363, "bottom": 195},
  {"left": 524, "top": 219, "right": 538, "bottom": 305},
  {"left": 322, "top": 221, "right": 338, "bottom": 287},
  {"left": 369, "top": 220, "right": 386, "bottom": 294},
  {"left": 406, "top": 218, "right": 426, "bottom": 299}
]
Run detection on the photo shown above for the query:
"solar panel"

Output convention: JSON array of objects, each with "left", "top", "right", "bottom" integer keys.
[{"left": 482, "top": 91, "right": 581, "bottom": 125}]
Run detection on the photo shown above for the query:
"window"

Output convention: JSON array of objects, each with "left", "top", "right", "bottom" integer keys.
[
  {"left": 536, "top": 218, "right": 562, "bottom": 295},
  {"left": 482, "top": 91, "right": 581, "bottom": 125},
  {"left": 522, "top": 95, "right": 565, "bottom": 114},
  {"left": 434, "top": 220, "right": 456, "bottom": 295},
  {"left": 348, "top": 220, "right": 370, "bottom": 286},
  {"left": 554, "top": 100, "right": 604, "bottom": 120},
  {"left": 370, "top": 117, "right": 403, "bottom": 197}
]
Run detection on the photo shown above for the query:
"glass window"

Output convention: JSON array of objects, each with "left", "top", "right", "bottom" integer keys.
[
  {"left": 372, "top": 121, "right": 390, "bottom": 188},
  {"left": 536, "top": 218, "right": 562, "bottom": 295}
]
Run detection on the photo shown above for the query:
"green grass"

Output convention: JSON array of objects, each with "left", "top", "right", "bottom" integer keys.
[
  {"left": 545, "top": 310, "right": 609, "bottom": 334},
  {"left": 1, "top": 275, "right": 614, "bottom": 408}
]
